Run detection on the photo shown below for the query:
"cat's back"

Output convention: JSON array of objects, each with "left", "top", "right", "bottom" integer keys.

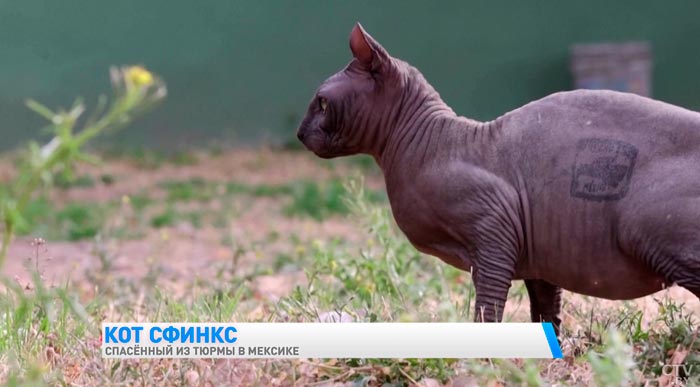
[
  {"left": 538, "top": 89, "right": 697, "bottom": 116},
  {"left": 497, "top": 89, "right": 700, "bottom": 144}
]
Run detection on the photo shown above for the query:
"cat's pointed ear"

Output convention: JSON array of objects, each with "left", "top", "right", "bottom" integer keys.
[{"left": 349, "top": 23, "right": 390, "bottom": 72}]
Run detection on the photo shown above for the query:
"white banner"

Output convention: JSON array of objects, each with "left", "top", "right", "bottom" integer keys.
[{"left": 101, "top": 322, "right": 562, "bottom": 359}]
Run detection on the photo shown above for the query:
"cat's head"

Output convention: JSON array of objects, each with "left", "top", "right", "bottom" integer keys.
[{"left": 296, "top": 23, "right": 408, "bottom": 159}]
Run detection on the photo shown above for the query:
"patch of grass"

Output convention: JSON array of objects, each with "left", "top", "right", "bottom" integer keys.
[
  {"left": 464, "top": 358, "right": 545, "bottom": 387},
  {"left": 135, "top": 150, "right": 166, "bottom": 169},
  {"left": 272, "top": 178, "right": 472, "bottom": 383},
  {"left": 15, "top": 199, "right": 109, "bottom": 241},
  {"left": 273, "top": 252, "right": 295, "bottom": 272},
  {"left": 150, "top": 206, "right": 178, "bottom": 228},
  {"left": 228, "top": 179, "right": 385, "bottom": 220},
  {"left": 55, "top": 203, "right": 106, "bottom": 241},
  {"left": 0, "top": 273, "right": 92, "bottom": 385},
  {"left": 277, "top": 178, "right": 472, "bottom": 323},
  {"left": 104, "top": 147, "right": 198, "bottom": 169},
  {"left": 13, "top": 197, "right": 54, "bottom": 236},
  {"left": 250, "top": 184, "right": 294, "bottom": 197},
  {"left": 160, "top": 178, "right": 220, "bottom": 202},
  {"left": 12, "top": 176, "right": 387, "bottom": 241},
  {"left": 99, "top": 174, "right": 115, "bottom": 185},
  {"left": 149, "top": 207, "right": 205, "bottom": 229},
  {"left": 54, "top": 174, "right": 96, "bottom": 189},
  {"left": 282, "top": 179, "right": 385, "bottom": 220},
  {"left": 588, "top": 329, "right": 636, "bottom": 387},
  {"left": 128, "top": 192, "right": 152, "bottom": 212},
  {"left": 225, "top": 182, "right": 292, "bottom": 197},
  {"left": 283, "top": 180, "right": 349, "bottom": 220},
  {"left": 183, "top": 210, "right": 203, "bottom": 229},
  {"left": 169, "top": 151, "right": 199, "bottom": 166},
  {"left": 621, "top": 298, "right": 700, "bottom": 380},
  {"left": 2, "top": 174, "right": 699, "bottom": 386}
]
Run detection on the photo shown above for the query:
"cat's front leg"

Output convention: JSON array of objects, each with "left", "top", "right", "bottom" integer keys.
[
  {"left": 416, "top": 163, "right": 524, "bottom": 323},
  {"left": 471, "top": 244, "right": 517, "bottom": 322}
]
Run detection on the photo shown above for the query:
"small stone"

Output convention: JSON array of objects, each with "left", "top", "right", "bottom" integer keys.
[
  {"left": 184, "top": 369, "right": 200, "bottom": 386},
  {"left": 418, "top": 377, "right": 441, "bottom": 387},
  {"left": 448, "top": 375, "right": 479, "bottom": 387}
]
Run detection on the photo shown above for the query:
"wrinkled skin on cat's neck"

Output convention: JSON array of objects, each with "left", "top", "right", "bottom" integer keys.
[{"left": 297, "top": 23, "right": 700, "bottom": 333}]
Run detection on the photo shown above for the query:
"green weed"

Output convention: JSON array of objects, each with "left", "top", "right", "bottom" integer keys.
[
  {"left": 13, "top": 199, "right": 109, "bottom": 241},
  {"left": 150, "top": 206, "right": 178, "bottom": 228},
  {"left": 56, "top": 203, "right": 107, "bottom": 241},
  {"left": 0, "top": 66, "right": 165, "bottom": 266},
  {"left": 54, "top": 174, "right": 96, "bottom": 189},
  {"left": 160, "top": 178, "right": 219, "bottom": 202},
  {"left": 1, "top": 172, "right": 698, "bottom": 386},
  {"left": 588, "top": 329, "right": 636, "bottom": 387}
]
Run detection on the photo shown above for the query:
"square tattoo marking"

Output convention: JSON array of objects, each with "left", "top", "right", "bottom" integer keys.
[{"left": 571, "top": 138, "right": 638, "bottom": 201}]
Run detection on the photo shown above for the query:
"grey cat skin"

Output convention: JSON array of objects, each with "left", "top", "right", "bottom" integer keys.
[{"left": 296, "top": 23, "right": 700, "bottom": 334}]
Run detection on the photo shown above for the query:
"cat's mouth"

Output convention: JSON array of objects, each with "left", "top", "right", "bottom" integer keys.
[
  {"left": 313, "top": 149, "right": 336, "bottom": 159},
  {"left": 297, "top": 130, "right": 336, "bottom": 158}
]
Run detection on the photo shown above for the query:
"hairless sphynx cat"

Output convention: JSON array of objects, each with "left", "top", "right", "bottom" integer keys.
[{"left": 296, "top": 23, "right": 700, "bottom": 334}]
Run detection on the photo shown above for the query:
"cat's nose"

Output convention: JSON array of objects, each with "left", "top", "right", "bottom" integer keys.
[{"left": 297, "top": 130, "right": 306, "bottom": 142}]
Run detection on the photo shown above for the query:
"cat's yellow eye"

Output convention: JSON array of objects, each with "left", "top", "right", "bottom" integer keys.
[{"left": 319, "top": 97, "right": 328, "bottom": 112}]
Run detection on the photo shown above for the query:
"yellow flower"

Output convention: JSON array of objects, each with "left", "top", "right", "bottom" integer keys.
[{"left": 126, "top": 66, "right": 154, "bottom": 87}]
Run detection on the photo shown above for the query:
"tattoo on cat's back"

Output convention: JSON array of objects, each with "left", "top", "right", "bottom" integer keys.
[{"left": 570, "top": 138, "right": 638, "bottom": 201}]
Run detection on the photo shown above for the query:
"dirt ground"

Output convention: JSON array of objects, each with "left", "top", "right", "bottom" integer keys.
[
  {"left": 2, "top": 148, "right": 698, "bottom": 319},
  {"left": 1, "top": 148, "right": 699, "bottom": 386},
  {"left": 3, "top": 149, "right": 373, "bottom": 297}
]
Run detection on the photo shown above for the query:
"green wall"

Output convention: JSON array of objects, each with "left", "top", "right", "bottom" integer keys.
[{"left": 2, "top": 1, "right": 700, "bottom": 150}]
